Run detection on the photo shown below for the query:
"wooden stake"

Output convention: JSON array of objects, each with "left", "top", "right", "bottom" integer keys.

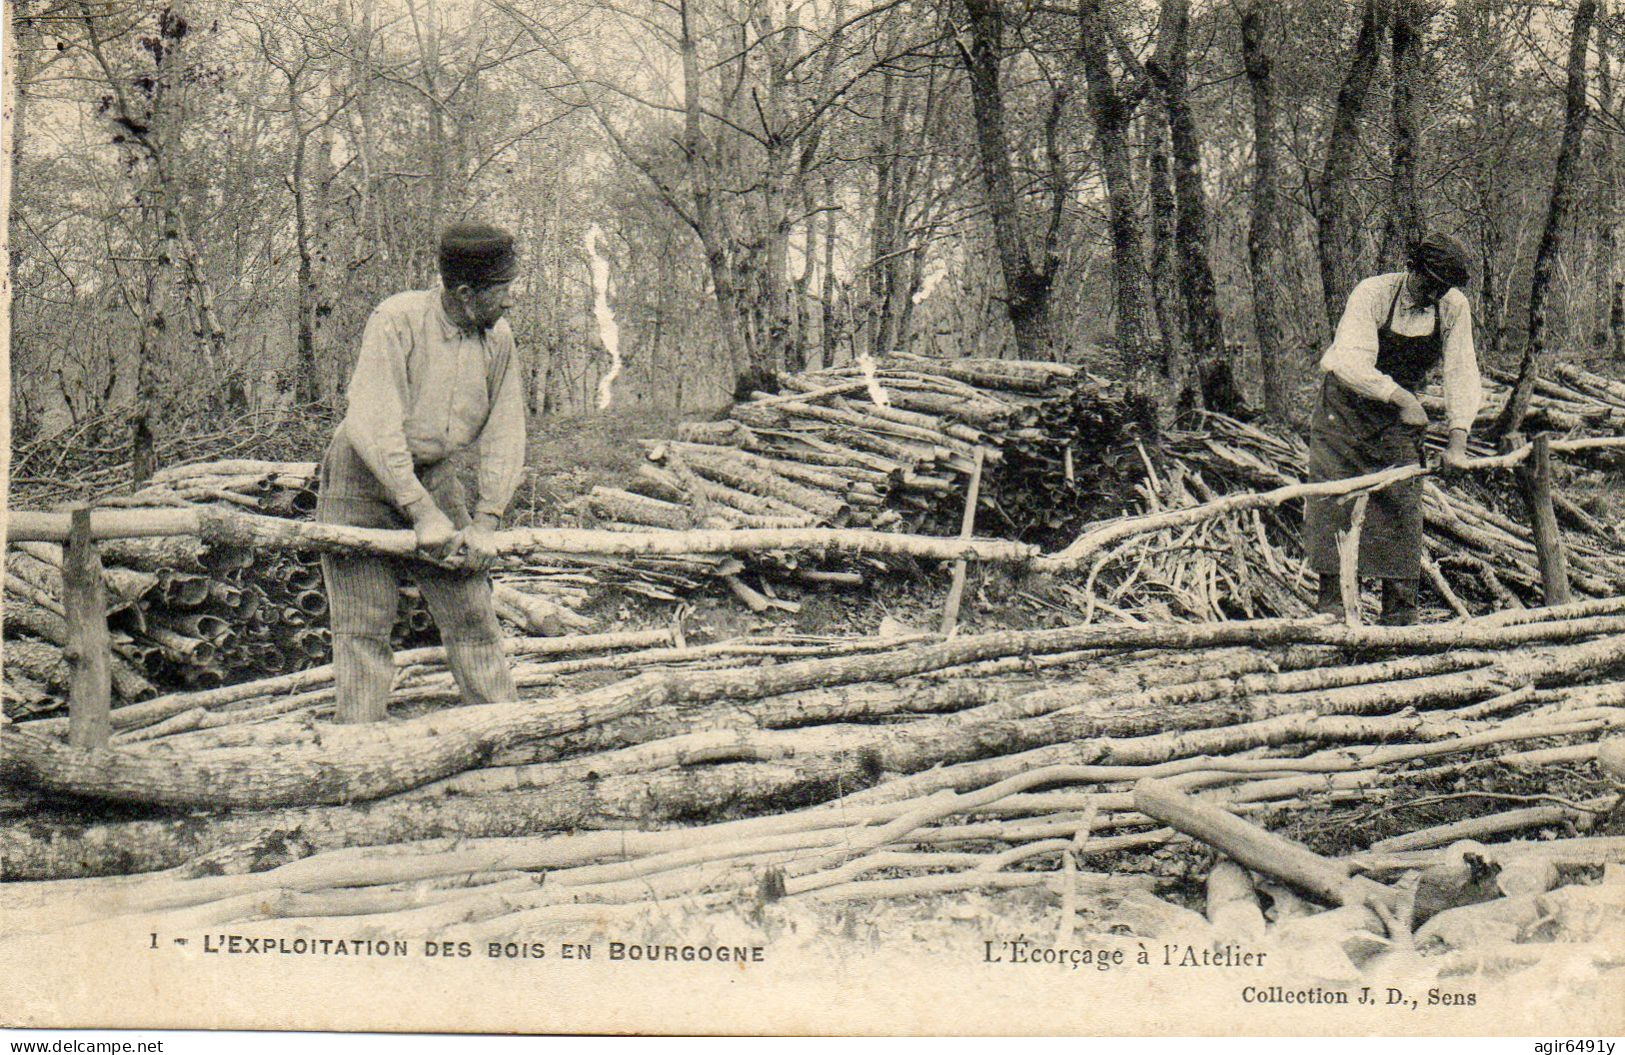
[
  {"left": 63, "top": 506, "right": 112, "bottom": 750},
  {"left": 1515, "top": 432, "right": 1574, "bottom": 605},
  {"left": 941, "top": 447, "right": 987, "bottom": 637}
]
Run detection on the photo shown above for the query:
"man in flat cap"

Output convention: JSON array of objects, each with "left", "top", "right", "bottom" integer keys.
[
  {"left": 316, "top": 221, "right": 525, "bottom": 722},
  {"left": 1302, "top": 232, "right": 1482, "bottom": 625}
]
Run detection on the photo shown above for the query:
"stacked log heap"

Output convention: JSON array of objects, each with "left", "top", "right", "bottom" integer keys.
[
  {"left": 1, "top": 463, "right": 595, "bottom": 719},
  {"left": 600, "top": 354, "right": 1625, "bottom": 620},
  {"left": 6, "top": 356, "right": 1625, "bottom": 717},
  {"left": 3, "top": 603, "right": 1625, "bottom": 988}
]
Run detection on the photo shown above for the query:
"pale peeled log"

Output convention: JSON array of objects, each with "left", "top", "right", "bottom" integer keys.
[
  {"left": 1206, "top": 859, "right": 1266, "bottom": 942},
  {"left": 1496, "top": 857, "right": 1559, "bottom": 897},
  {"left": 1599, "top": 737, "right": 1625, "bottom": 784}
]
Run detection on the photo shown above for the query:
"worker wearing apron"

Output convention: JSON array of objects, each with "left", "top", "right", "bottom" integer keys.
[
  {"left": 1303, "top": 234, "right": 1481, "bottom": 624},
  {"left": 317, "top": 222, "right": 526, "bottom": 723}
]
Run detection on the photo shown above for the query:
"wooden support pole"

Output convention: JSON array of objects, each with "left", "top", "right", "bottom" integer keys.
[
  {"left": 940, "top": 447, "right": 987, "bottom": 637},
  {"left": 1515, "top": 432, "right": 1574, "bottom": 605},
  {"left": 63, "top": 506, "right": 112, "bottom": 749}
]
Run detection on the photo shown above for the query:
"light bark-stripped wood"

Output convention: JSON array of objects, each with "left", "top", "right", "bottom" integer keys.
[
  {"left": 0, "top": 756, "right": 874, "bottom": 883},
  {"left": 584, "top": 487, "right": 695, "bottom": 530},
  {"left": 491, "top": 584, "right": 593, "bottom": 635},
  {"left": 21, "top": 629, "right": 675, "bottom": 736},
  {"left": 1135, "top": 778, "right": 1399, "bottom": 912},
  {"left": 1516, "top": 433, "right": 1575, "bottom": 605},
  {"left": 10, "top": 623, "right": 1620, "bottom": 822},
  {"left": 1337, "top": 494, "right": 1369, "bottom": 625},
  {"left": 941, "top": 448, "right": 987, "bottom": 636}
]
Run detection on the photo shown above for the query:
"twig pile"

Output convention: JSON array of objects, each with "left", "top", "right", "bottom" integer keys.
[{"left": 1153, "top": 409, "right": 1625, "bottom": 619}]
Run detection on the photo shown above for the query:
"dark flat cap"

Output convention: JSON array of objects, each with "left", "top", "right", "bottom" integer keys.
[
  {"left": 1409, "top": 232, "right": 1471, "bottom": 290},
  {"left": 440, "top": 221, "right": 520, "bottom": 289}
]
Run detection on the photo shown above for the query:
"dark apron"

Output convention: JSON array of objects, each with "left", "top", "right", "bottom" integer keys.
[{"left": 1303, "top": 283, "right": 1441, "bottom": 579}]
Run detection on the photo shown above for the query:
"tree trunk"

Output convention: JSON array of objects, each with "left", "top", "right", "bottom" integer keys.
[
  {"left": 1149, "top": 0, "right": 1231, "bottom": 411},
  {"left": 867, "top": 64, "right": 897, "bottom": 360},
  {"left": 0, "top": 759, "right": 871, "bottom": 882},
  {"left": 820, "top": 172, "right": 837, "bottom": 369},
  {"left": 9, "top": 3, "right": 32, "bottom": 221},
  {"left": 1147, "top": 115, "right": 1193, "bottom": 405},
  {"left": 1241, "top": 0, "right": 1289, "bottom": 419},
  {"left": 290, "top": 97, "right": 318, "bottom": 405},
  {"left": 675, "top": 0, "right": 759, "bottom": 394},
  {"left": 1316, "top": 0, "right": 1385, "bottom": 332},
  {"left": 410, "top": 0, "right": 445, "bottom": 230},
  {"left": 958, "top": 0, "right": 1056, "bottom": 360},
  {"left": 1602, "top": 5, "right": 1625, "bottom": 362},
  {"left": 1078, "top": 0, "right": 1155, "bottom": 361},
  {"left": 1461, "top": 0, "right": 1511, "bottom": 362},
  {"left": 1497, "top": 0, "right": 1599, "bottom": 436},
  {"left": 1381, "top": 0, "right": 1429, "bottom": 266}
]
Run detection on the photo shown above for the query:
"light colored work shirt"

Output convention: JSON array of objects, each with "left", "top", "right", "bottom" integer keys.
[
  {"left": 1320, "top": 272, "right": 1482, "bottom": 433},
  {"left": 339, "top": 288, "right": 526, "bottom": 518}
]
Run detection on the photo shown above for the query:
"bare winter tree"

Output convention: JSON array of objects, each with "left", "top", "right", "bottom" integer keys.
[
  {"left": 1381, "top": 0, "right": 1430, "bottom": 266},
  {"left": 1146, "top": 0, "right": 1232, "bottom": 411},
  {"left": 1240, "top": 0, "right": 1287, "bottom": 419},
  {"left": 1076, "top": 0, "right": 1155, "bottom": 361},
  {"left": 1499, "top": 0, "right": 1600, "bottom": 436},
  {"left": 1315, "top": 0, "right": 1385, "bottom": 334},
  {"left": 955, "top": 0, "right": 1070, "bottom": 361}
]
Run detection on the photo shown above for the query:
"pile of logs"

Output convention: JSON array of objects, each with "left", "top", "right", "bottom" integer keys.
[
  {"left": 1437, "top": 362, "right": 1625, "bottom": 436},
  {"left": 9, "top": 357, "right": 1625, "bottom": 712},
  {"left": 0, "top": 462, "right": 580, "bottom": 716},
  {"left": 595, "top": 353, "right": 1119, "bottom": 542},
  {"left": 1144, "top": 410, "right": 1625, "bottom": 620},
  {"left": 3, "top": 600, "right": 1623, "bottom": 989},
  {"left": 571, "top": 355, "right": 1625, "bottom": 621}
]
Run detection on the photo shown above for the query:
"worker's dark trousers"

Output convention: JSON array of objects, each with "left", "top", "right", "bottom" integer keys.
[
  {"left": 317, "top": 434, "right": 517, "bottom": 723},
  {"left": 1315, "top": 573, "right": 1419, "bottom": 626}
]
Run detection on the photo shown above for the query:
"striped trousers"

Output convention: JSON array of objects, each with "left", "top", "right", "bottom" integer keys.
[{"left": 316, "top": 431, "right": 517, "bottom": 723}]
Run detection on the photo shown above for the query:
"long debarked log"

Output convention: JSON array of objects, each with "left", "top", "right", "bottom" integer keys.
[
  {"left": 11, "top": 442, "right": 1624, "bottom": 575},
  {"left": 6, "top": 507, "right": 1040, "bottom": 564},
  {"left": 19, "top": 629, "right": 676, "bottom": 737},
  {"left": 15, "top": 706, "right": 1625, "bottom": 889},
  {"left": 413, "top": 636, "right": 1622, "bottom": 799},
  {"left": 0, "top": 757, "right": 874, "bottom": 883},
  {"left": 1134, "top": 779, "right": 1400, "bottom": 912}
]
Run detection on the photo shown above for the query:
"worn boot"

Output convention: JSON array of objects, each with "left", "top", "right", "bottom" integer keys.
[{"left": 1380, "top": 577, "right": 1420, "bottom": 626}]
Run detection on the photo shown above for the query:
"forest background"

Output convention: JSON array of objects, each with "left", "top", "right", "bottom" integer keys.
[{"left": 6, "top": 0, "right": 1619, "bottom": 475}]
